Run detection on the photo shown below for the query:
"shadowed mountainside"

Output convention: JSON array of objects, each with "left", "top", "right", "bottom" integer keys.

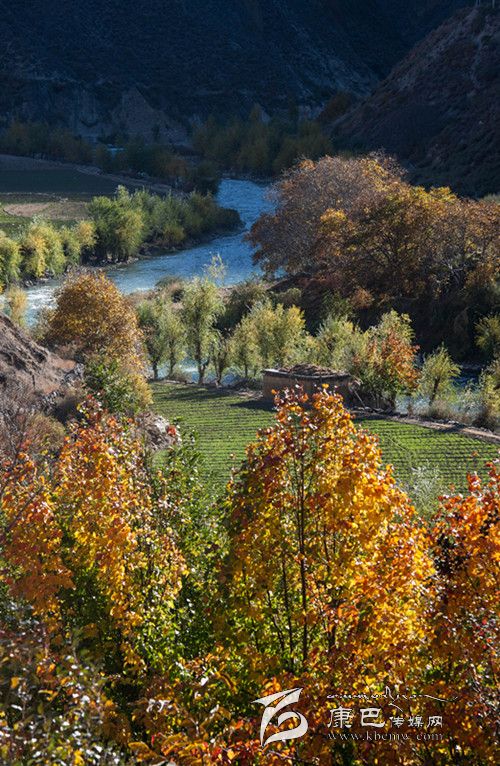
[
  {"left": 334, "top": 6, "right": 500, "bottom": 195},
  {"left": 0, "top": 0, "right": 469, "bottom": 140}
]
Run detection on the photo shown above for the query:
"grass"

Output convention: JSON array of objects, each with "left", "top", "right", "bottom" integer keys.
[{"left": 151, "top": 383, "right": 499, "bottom": 491}]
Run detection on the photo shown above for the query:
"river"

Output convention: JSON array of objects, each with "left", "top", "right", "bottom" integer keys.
[{"left": 25, "top": 179, "right": 273, "bottom": 323}]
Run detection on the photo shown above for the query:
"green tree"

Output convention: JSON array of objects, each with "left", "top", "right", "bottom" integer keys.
[
  {"left": 89, "top": 188, "right": 144, "bottom": 262},
  {"left": 0, "top": 235, "right": 21, "bottom": 290},
  {"left": 209, "top": 331, "right": 232, "bottom": 385},
  {"left": 316, "top": 314, "right": 366, "bottom": 370},
  {"left": 476, "top": 315, "right": 500, "bottom": 361},
  {"left": 248, "top": 300, "right": 307, "bottom": 368},
  {"left": 137, "top": 297, "right": 186, "bottom": 380},
  {"left": 181, "top": 277, "right": 223, "bottom": 383},
  {"left": 20, "top": 220, "right": 66, "bottom": 278},
  {"left": 418, "top": 346, "right": 460, "bottom": 404},
  {"left": 230, "top": 313, "right": 260, "bottom": 379}
]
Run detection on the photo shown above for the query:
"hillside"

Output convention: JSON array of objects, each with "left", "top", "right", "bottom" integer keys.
[
  {"left": 0, "top": 0, "right": 468, "bottom": 141},
  {"left": 0, "top": 314, "right": 78, "bottom": 407},
  {"left": 334, "top": 6, "right": 500, "bottom": 195}
]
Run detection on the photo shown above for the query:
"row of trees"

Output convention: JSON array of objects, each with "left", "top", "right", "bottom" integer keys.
[
  {"left": 88, "top": 186, "right": 239, "bottom": 264},
  {"left": 0, "top": 219, "right": 95, "bottom": 285},
  {"left": 6, "top": 268, "right": 495, "bottom": 430},
  {"left": 0, "top": 188, "right": 239, "bottom": 288},
  {"left": 0, "top": 384, "right": 497, "bottom": 764},
  {"left": 133, "top": 270, "right": 499, "bottom": 427},
  {"left": 193, "top": 107, "right": 333, "bottom": 177},
  {"left": 250, "top": 154, "right": 500, "bottom": 356},
  {"left": 0, "top": 121, "right": 219, "bottom": 193}
]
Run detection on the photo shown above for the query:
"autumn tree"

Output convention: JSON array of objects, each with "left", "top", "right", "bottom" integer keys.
[
  {"left": 222, "top": 387, "right": 431, "bottom": 673},
  {"left": 0, "top": 404, "right": 185, "bottom": 672},
  {"left": 360, "top": 310, "right": 419, "bottom": 407},
  {"left": 250, "top": 155, "right": 499, "bottom": 353},
  {"left": 44, "top": 272, "right": 151, "bottom": 409},
  {"left": 429, "top": 463, "right": 500, "bottom": 762},
  {"left": 44, "top": 271, "right": 143, "bottom": 362}
]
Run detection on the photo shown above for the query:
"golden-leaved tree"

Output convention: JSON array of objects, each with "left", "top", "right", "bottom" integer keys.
[
  {"left": 428, "top": 464, "right": 499, "bottom": 763},
  {"left": 140, "top": 388, "right": 434, "bottom": 765},
  {"left": 0, "top": 403, "right": 185, "bottom": 674}
]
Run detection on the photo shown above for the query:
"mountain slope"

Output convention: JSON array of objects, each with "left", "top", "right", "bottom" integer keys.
[
  {"left": 334, "top": 6, "right": 500, "bottom": 195},
  {"left": 0, "top": 0, "right": 468, "bottom": 139}
]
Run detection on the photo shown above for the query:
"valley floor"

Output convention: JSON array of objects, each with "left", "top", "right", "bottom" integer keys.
[{"left": 151, "top": 382, "right": 499, "bottom": 493}]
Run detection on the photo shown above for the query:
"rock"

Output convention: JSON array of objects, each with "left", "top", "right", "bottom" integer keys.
[
  {"left": 0, "top": 314, "right": 81, "bottom": 413},
  {"left": 137, "top": 412, "right": 180, "bottom": 452}
]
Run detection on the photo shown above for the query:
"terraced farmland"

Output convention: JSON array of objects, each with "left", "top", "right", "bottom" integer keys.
[{"left": 152, "top": 383, "right": 499, "bottom": 492}]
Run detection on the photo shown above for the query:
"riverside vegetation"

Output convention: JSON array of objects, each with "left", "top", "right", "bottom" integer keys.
[{"left": 0, "top": 186, "right": 239, "bottom": 289}]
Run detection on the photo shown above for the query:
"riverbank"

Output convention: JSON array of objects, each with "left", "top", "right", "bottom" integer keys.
[{"left": 23, "top": 179, "right": 273, "bottom": 322}]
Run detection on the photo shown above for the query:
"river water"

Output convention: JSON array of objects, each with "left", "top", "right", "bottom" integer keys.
[{"left": 25, "top": 179, "right": 273, "bottom": 323}]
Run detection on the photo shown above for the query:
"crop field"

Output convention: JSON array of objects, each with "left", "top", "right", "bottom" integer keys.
[
  {"left": 0, "top": 168, "right": 121, "bottom": 195},
  {"left": 0, "top": 162, "right": 135, "bottom": 234},
  {"left": 151, "top": 383, "right": 499, "bottom": 492}
]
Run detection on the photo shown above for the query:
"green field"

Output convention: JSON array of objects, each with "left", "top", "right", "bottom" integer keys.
[
  {"left": 0, "top": 167, "right": 135, "bottom": 235},
  {"left": 152, "top": 383, "right": 499, "bottom": 492},
  {"left": 0, "top": 169, "right": 122, "bottom": 195}
]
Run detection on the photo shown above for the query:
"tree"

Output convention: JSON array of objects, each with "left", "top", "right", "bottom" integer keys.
[
  {"left": 0, "top": 405, "right": 185, "bottom": 673},
  {"left": 475, "top": 358, "right": 500, "bottom": 430},
  {"left": 137, "top": 296, "right": 186, "bottom": 379},
  {"left": 43, "top": 271, "right": 144, "bottom": 363},
  {"left": 4, "top": 285, "right": 27, "bottom": 326},
  {"left": 418, "top": 346, "right": 460, "bottom": 404},
  {"left": 248, "top": 300, "right": 307, "bottom": 368},
  {"left": 137, "top": 298, "right": 170, "bottom": 380},
  {"left": 476, "top": 314, "right": 500, "bottom": 361},
  {"left": 250, "top": 155, "right": 500, "bottom": 353},
  {"left": 0, "top": 235, "right": 21, "bottom": 290},
  {"left": 231, "top": 314, "right": 260, "bottom": 379},
  {"left": 209, "top": 331, "right": 232, "bottom": 385},
  {"left": 361, "top": 311, "right": 419, "bottom": 407},
  {"left": 89, "top": 188, "right": 144, "bottom": 262},
  {"left": 181, "top": 276, "right": 223, "bottom": 383},
  {"left": 430, "top": 463, "right": 500, "bottom": 762},
  {"left": 223, "top": 387, "right": 431, "bottom": 672},
  {"left": 316, "top": 314, "right": 366, "bottom": 370},
  {"left": 19, "top": 220, "right": 66, "bottom": 278}
]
